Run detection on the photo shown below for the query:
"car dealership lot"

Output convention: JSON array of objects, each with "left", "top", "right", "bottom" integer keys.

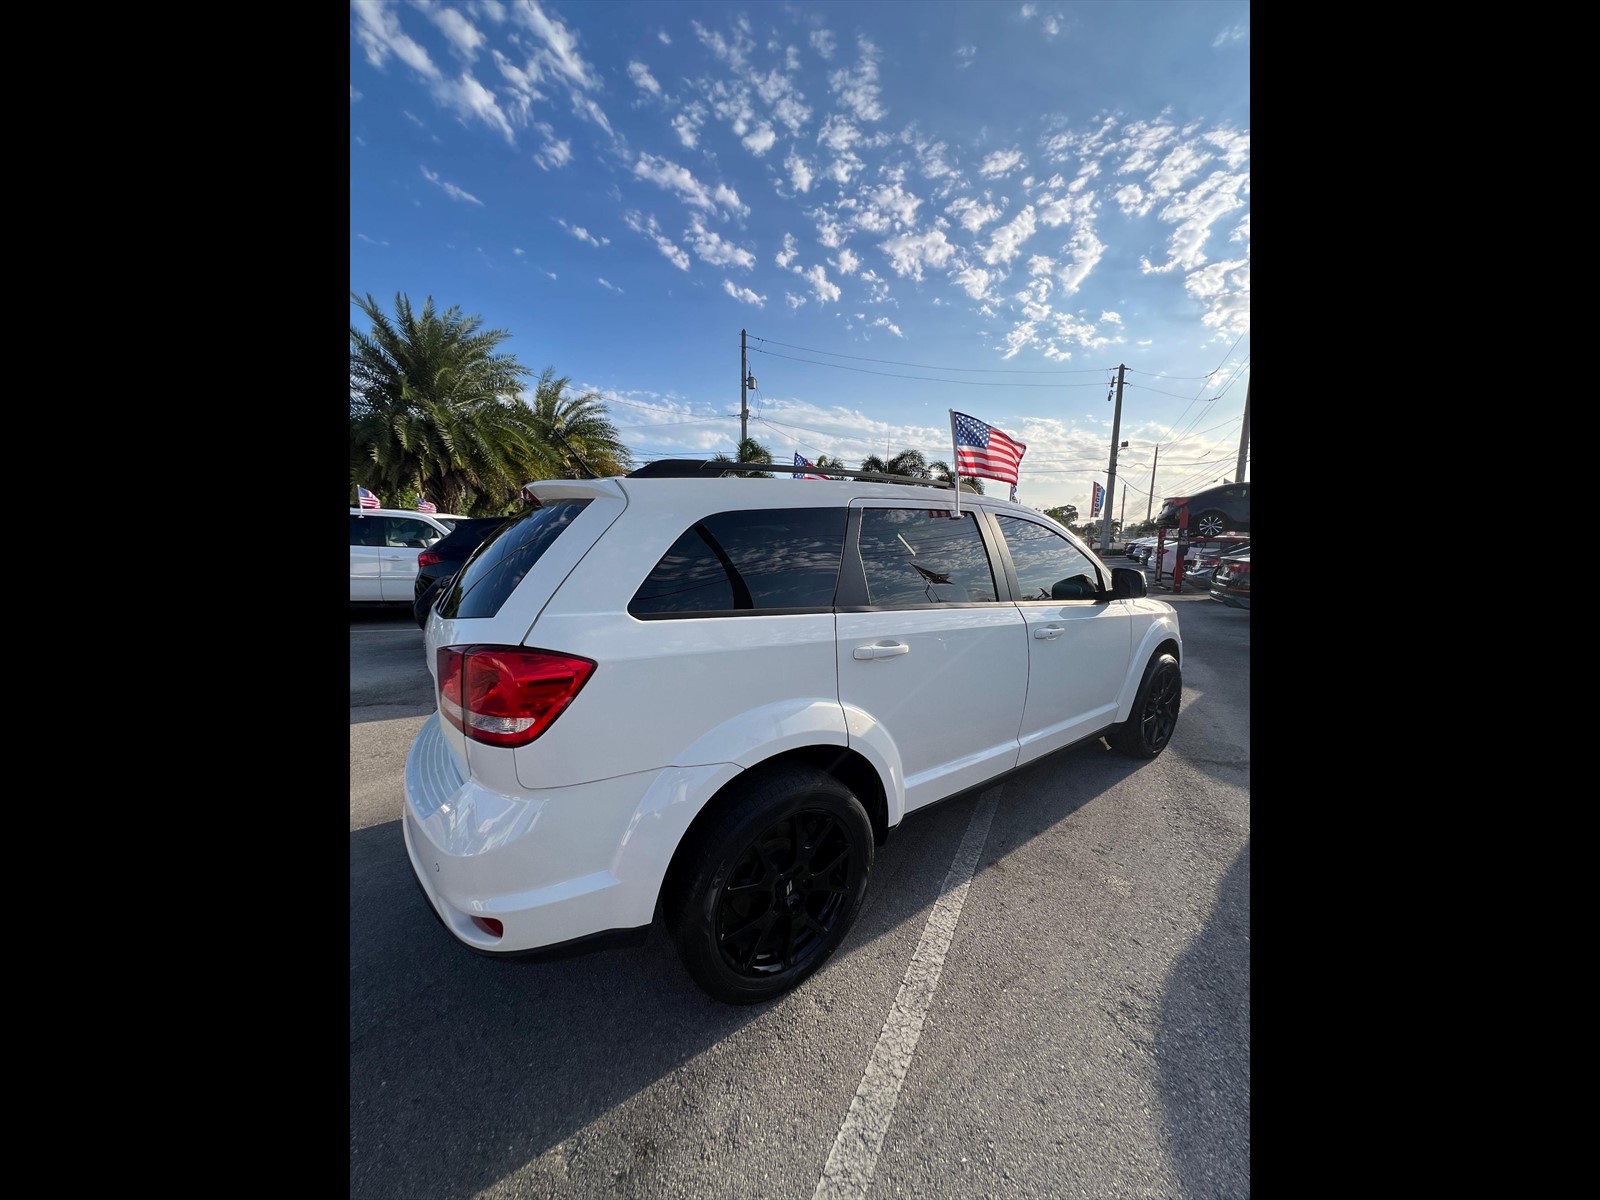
[{"left": 350, "top": 596, "right": 1249, "bottom": 1198}]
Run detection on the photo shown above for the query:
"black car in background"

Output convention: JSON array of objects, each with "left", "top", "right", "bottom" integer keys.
[
  {"left": 1156, "top": 481, "right": 1250, "bottom": 540},
  {"left": 412, "top": 517, "right": 512, "bottom": 627}
]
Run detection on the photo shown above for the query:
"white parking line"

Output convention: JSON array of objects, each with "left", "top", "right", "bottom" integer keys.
[{"left": 812, "top": 785, "right": 1001, "bottom": 1200}]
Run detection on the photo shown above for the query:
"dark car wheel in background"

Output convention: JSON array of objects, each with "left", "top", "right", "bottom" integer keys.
[{"left": 1194, "top": 510, "right": 1226, "bottom": 538}]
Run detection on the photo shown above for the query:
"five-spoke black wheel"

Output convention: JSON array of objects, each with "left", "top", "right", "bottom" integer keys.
[
  {"left": 671, "top": 766, "right": 873, "bottom": 1003},
  {"left": 1108, "top": 651, "right": 1181, "bottom": 758}
]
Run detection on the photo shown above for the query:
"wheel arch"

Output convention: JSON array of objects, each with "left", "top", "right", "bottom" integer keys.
[
  {"left": 657, "top": 745, "right": 891, "bottom": 917},
  {"left": 1114, "top": 632, "right": 1182, "bottom": 723}
]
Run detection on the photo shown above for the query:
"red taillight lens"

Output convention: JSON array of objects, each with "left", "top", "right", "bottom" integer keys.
[
  {"left": 436, "top": 645, "right": 597, "bottom": 747},
  {"left": 418, "top": 549, "right": 442, "bottom": 568},
  {"left": 471, "top": 916, "right": 504, "bottom": 937}
]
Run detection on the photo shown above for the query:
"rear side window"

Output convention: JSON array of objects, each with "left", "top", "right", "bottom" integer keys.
[
  {"left": 629, "top": 507, "right": 846, "bottom": 617},
  {"left": 350, "top": 514, "right": 384, "bottom": 547},
  {"left": 856, "top": 509, "right": 997, "bottom": 606},
  {"left": 439, "top": 500, "right": 591, "bottom": 620}
]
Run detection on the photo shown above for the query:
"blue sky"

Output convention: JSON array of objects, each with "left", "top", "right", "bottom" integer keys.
[{"left": 350, "top": 1, "right": 1250, "bottom": 519}]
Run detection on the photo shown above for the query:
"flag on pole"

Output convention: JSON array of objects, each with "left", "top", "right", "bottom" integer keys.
[
  {"left": 792, "top": 452, "right": 825, "bottom": 480},
  {"left": 416, "top": 496, "right": 437, "bottom": 514},
  {"left": 1090, "top": 481, "right": 1104, "bottom": 518},
  {"left": 951, "top": 411, "right": 1027, "bottom": 486},
  {"left": 358, "top": 486, "right": 381, "bottom": 509}
]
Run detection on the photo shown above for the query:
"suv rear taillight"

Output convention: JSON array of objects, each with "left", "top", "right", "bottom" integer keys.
[
  {"left": 436, "top": 646, "right": 597, "bottom": 748},
  {"left": 418, "top": 549, "right": 442, "bottom": 568}
]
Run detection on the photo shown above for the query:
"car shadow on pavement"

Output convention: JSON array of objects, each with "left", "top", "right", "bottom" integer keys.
[{"left": 1156, "top": 840, "right": 1250, "bottom": 1197}]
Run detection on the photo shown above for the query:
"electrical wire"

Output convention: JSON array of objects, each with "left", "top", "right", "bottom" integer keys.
[
  {"left": 750, "top": 346, "right": 1108, "bottom": 388},
  {"left": 748, "top": 335, "right": 1111, "bottom": 374}
]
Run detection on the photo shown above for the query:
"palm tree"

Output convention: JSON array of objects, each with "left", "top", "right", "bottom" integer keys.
[
  {"left": 712, "top": 437, "right": 775, "bottom": 477},
  {"left": 929, "top": 459, "right": 984, "bottom": 494},
  {"left": 1044, "top": 504, "right": 1079, "bottom": 527},
  {"left": 524, "top": 369, "right": 633, "bottom": 479},
  {"left": 813, "top": 453, "right": 848, "bottom": 480},
  {"left": 351, "top": 291, "right": 541, "bottom": 513}
]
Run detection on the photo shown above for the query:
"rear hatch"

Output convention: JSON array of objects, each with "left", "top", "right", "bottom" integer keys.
[{"left": 424, "top": 480, "right": 628, "bottom": 780}]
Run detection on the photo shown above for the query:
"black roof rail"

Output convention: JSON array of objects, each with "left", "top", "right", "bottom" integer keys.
[{"left": 625, "top": 458, "right": 957, "bottom": 489}]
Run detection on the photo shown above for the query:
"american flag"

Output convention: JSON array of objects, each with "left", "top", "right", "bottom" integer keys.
[
  {"left": 358, "top": 486, "right": 381, "bottom": 510},
  {"left": 952, "top": 411, "right": 1026, "bottom": 486},
  {"left": 416, "top": 496, "right": 437, "bottom": 514},
  {"left": 793, "top": 452, "right": 826, "bottom": 480}
]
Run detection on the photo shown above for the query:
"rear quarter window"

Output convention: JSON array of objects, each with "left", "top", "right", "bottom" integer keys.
[
  {"left": 438, "top": 501, "right": 591, "bottom": 620},
  {"left": 629, "top": 507, "right": 847, "bottom": 617}
]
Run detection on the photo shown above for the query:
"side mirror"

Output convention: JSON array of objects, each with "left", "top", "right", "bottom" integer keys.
[{"left": 1111, "top": 567, "right": 1147, "bottom": 598}]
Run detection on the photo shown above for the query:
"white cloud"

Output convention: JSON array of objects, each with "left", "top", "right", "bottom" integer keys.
[
  {"left": 1205, "top": 127, "right": 1251, "bottom": 169},
  {"left": 428, "top": 72, "right": 516, "bottom": 142},
  {"left": 532, "top": 121, "right": 572, "bottom": 170},
  {"left": 627, "top": 61, "right": 661, "bottom": 96},
  {"left": 951, "top": 264, "right": 997, "bottom": 300},
  {"left": 862, "top": 182, "right": 923, "bottom": 229},
  {"left": 1043, "top": 15, "right": 1061, "bottom": 37},
  {"left": 658, "top": 29, "right": 671, "bottom": 44},
  {"left": 671, "top": 103, "right": 707, "bottom": 148},
  {"left": 824, "top": 152, "right": 864, "bottom": 185},
  {"left": 420, "top": 1, "right": 486, "bottom": 60},
  {"left": 351, "top": 84, "right": 363, "bottom": 102},
  {"left": 542, "top": 270, "right": 557, "bottom": 280},
  {"left": 743, "top": 123, "right": 777, "bottom": 155},
  {"left": 634, "top": 153, "right": 747, "bottom": 217},
  {"left": 470, "top": 0, "right": 506, "bottom": 22},
  {"left": 818, "top": 114, "right": 863, "bottom": 153},
  {"left": 1113, "top": 183, "right": 1146, "bottom": 216},
  {"left": 979, "top": 148, "right": 1027, "bottom": 178},
  {"left": 687, "top": 215, "right": 756, "bottom": 269},
  {"left": 512, "top": 0, "right": 600, "bottom": 90},
  {"left": 947, "top": 196, "right": 1002, "bottom": 232},
  {"left": 558, "top": 219, "right": 608, "bottom": 247},
  {"left": 801, "top": 263, "right": 841, "bottom": 302},
  {"left": 786, "top": 150, "right": 814, "bottom": 194},
  {"left": 880, "top": 228, "right": 958, "bottom": 280},
  {"left": 776, "top": 233, "right": 800, "bottom": 268},
  {"left": 829, "top": 37, "right": 886, "bottom": 123},
  {"left": 956, "top": 44, "right": 977, "bottom": 68},
  {"left": 786, "top": 292, "right": 807, "bottom": 309},
  {"left": 810, "top": 29, "right": 836, "bottom": 59},
  {"left": 512, "top": 246, "right": 524, "bottom": 255},
  {"left": 834, "top": 247, "right": 860, "bottom": 274},
  {"left": 1113, "top": 118, "right": 1181, "bottom": 177},
  {"left": 693, "top": 17, "right": 754, "bottom": 71},
  {"left": 420, "top": 165, "right": 483, "bottom": 205},
  {"left": 1056, "top": 221, "right": 1105, "bottom": 295},
  {"left": 1020, "top": 3, "right": 1037, "bottom": 16},
  {"left": 919, "top": 140, "right": 957, "bottom": 179},
  {"left": 723, "top": 279, "right": 766, "bottom": 306},
  {"left": 1027, "top": 255, "right": 1055, "bottom": 276},
  {"left": 597, "top": 277, "right": 622, "bottom": 293},
  {"left": 1100, "top": 310, "right": 1122, "bottom": 324},
  {"left": 981, "top": 206, "right": 1038, "bottom": 266},
  {"left": 1138, "top": 169, "right": 1247, "bottom": 274},
  {"left": 352, "top": 0, "right": 441, "bottom": 78},
  {"left": 753, "top": 68, "right": 812, "bottom": 133},
  {"left": 870, "top": 316, "right": 904, "bottom": 337},
  {"left": 625, "top": 210, "right": 691, "bottom": 271},
  {"left": 1213, "top": 25, "right": 1248, "bottom": 47}
]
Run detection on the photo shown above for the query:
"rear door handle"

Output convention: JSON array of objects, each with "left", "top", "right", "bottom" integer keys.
[
  {"left": 853, "top": 642, "right": 910, "bottom": 660},
  {"left": 1033, "top": 625, "right": 1064, "bottom": 640}
]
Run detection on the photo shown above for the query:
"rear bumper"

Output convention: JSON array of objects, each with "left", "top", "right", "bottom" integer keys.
[
  {"left": 1209, "top": 588, "right": 1250, "bottom": 609},
  {"left": 403, "top": 713, "right": 739, "bottom": 954}
]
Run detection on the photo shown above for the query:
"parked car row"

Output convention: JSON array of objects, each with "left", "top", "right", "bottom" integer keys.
[{"left": 1117, "top": 531, "right": 1251, "bottom": 612}]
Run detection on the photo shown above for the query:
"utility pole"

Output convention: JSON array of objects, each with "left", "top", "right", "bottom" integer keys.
[
  {"left": 1147, "top": 445, "right": 1159, "bottom": 522},
  {"left": 740, "top": 328, "right": 749, "bottom": 447},
  {"left": 1234, "top": 377, "right": 1251, "bottom": 483},
  {"left": 1098, "top": 364, "right": 1125, "bottom": 553}
]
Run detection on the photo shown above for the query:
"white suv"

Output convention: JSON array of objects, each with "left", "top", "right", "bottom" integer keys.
[
  {"left": 350, "top": 508, "right": 455, "bottom": 605},
  {"left": 404, "top": 464, "right": 1182, "bottom": 1002}
]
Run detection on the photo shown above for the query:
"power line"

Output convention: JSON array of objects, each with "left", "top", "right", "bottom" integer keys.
[
  {"left": 749, "top": 346, "right": 1108, "bottom": 388},
  {"left": 748, "top": 335, "right": 1111, "bottom": 374}
]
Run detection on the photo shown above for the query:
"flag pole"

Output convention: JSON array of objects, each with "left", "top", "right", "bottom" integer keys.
[{"left": 948, "top": 409, "right": 961, "bottom": 517}]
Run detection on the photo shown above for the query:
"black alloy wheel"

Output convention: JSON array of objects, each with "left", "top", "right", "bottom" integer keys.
[
  {"left": 671, "top": 765, "right": 873, "bottom": 1004},
  {"left": 1108, "top": 652, "right": 1182, "bottom": 758},
  {"left": 715, "top": 811, "right": 852, "bottom": 978}
]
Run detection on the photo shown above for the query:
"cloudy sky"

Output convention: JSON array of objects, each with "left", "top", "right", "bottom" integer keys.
[{"left": 350, "top": 0, "right": 1250, "bottom": 518}]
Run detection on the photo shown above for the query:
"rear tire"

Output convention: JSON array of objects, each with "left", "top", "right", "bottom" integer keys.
[
  {"left": 1193, "top": 510, "right": 1227, "bottom": 539},
  {"left": 669, "top": 765, "right": 873, "bottom": 1004},
  {"left": 1108, "top": 652, "right": 1181, "bottom": 758}
]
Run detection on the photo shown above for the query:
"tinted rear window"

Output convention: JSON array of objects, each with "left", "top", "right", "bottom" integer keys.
[
  {"left": 629, "top": 507, "right": 846, "bottom": 617},
  {"left": 438, "top": 501, "right": 591, "bottom": 620}
]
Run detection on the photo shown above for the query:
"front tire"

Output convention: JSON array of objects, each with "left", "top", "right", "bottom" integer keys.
[
  {"left": 669, "top": 765, "right": 873, "bottom": 1004},
  {"left": 1108, "top": 652, "right": 1181, "bottom": 758}
]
